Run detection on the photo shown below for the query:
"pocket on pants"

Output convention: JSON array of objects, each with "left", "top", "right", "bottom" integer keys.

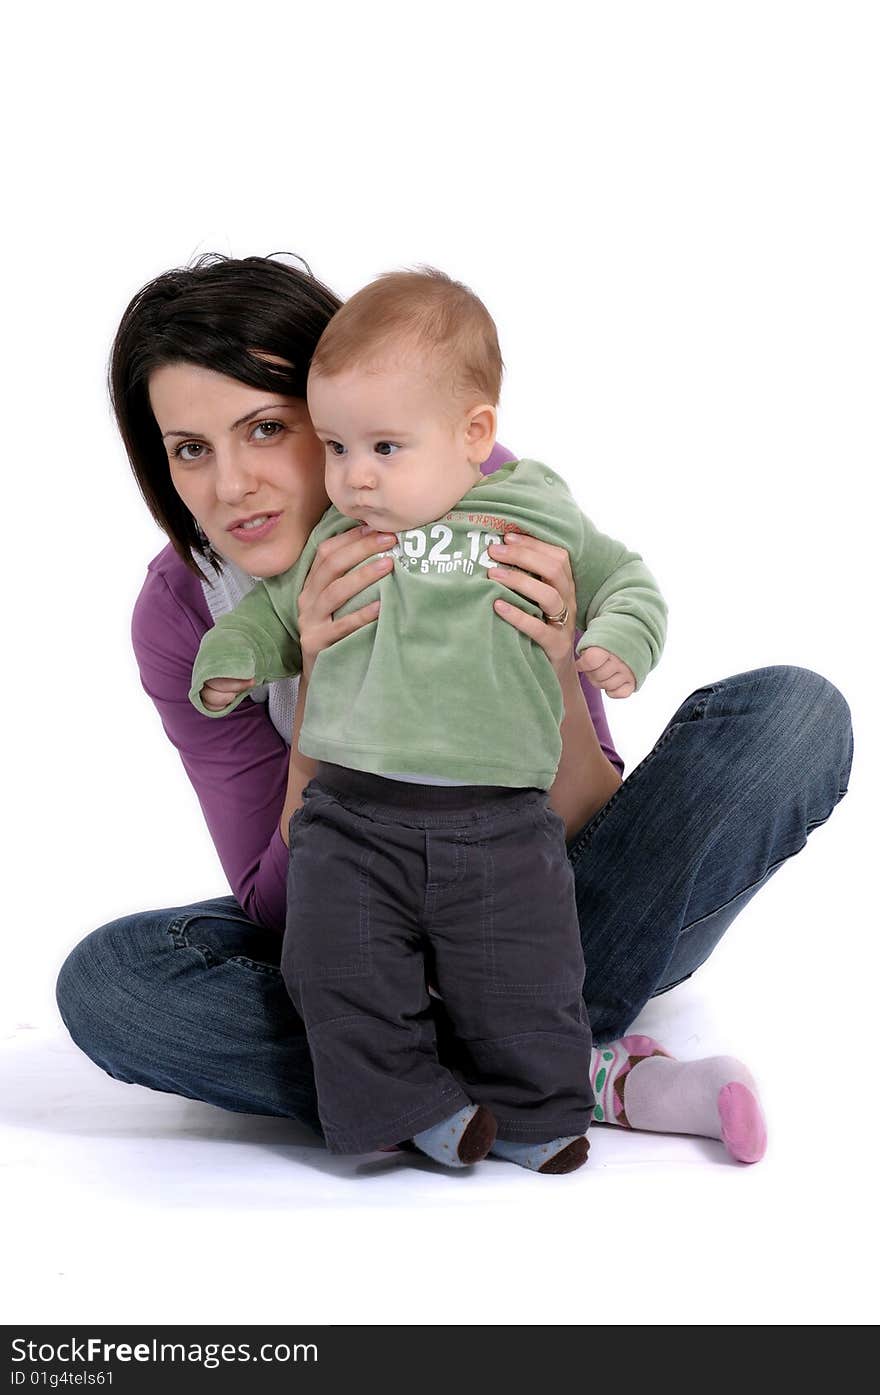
[
  {"left": 284, "top": 797, "right": 374, "bottom": 982},
  {"left": 480, "top": 809, "right": 585, "bottom": 1000}
]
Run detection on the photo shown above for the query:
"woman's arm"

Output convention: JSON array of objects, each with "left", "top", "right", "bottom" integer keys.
[
  {"left": 132, "top": 548, "right": 291, "bottom": 929},
  {"left": 552, "top": 659, "right": 623, "bottom": 839},
  {"left": 485, "top": 531, "right": 625, "bottom": 841}
]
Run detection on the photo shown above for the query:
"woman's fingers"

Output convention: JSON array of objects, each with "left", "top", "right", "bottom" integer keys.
[
  {"left": 300, "top": 590, "right": 384, "bottom": 680},
  {"left": 492, "top": 597, "right": 569, "bottom": 659},
  {"left": 301, "top": 528, "right": 395, "bottom": 615},
  {"left": 486, "top": 564, "right": 562, "bottom": 618},
  {"left": 305, "top": 527, "right": 395, "bottom": 598},
  {"left": 325, "top": 598, "right": 382, "bottom": 641},
  {"left": 487, "top": 535, "right": 572, "bottom": 597},
  {"left": 487, "top": 533, "right": 579, "bottom": 672},
  {"left": 299, "top": 527, "right": 395, "bottom": 671},
  {"left": 322, "top": 553, "right": 394, "bottom": 616}
]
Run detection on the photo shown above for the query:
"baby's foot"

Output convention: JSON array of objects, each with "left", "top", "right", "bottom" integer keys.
[
  {"left": 411, "top": 1104, "right": 497, "bottom": 1167},
  {"left": 491, "top": 1134, "right": 589, "bottom": 1174}
]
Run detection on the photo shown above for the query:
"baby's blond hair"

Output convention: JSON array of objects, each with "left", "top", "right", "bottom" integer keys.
[{"left": 310, "top": 267, "right": 503, "bottom": 406}]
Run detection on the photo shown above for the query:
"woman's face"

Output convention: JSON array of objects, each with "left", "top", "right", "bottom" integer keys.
[{"left": 149, "top": 363, "right": 330, "bottom": 578}]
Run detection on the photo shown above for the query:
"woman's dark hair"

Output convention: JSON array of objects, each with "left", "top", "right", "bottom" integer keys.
[{"left": 110, "top": 253, "right": 342, "bottom": 576}]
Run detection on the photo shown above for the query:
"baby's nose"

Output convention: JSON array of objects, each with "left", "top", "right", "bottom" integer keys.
[{"left": 346, "top": 458, "right": 377, "bottom": 488}]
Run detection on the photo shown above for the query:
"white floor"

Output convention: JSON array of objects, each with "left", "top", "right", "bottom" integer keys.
[{"left": 3, "top": 877, "right": 876, "bottom": 1327}]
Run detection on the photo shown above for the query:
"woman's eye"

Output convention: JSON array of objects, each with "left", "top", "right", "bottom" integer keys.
[
  {"left": 174, "top": 441, "right": 206, "bottom": 462},
  {"left": 374, "top": 441, "right": 400, "bottom": 457},
  {"left": 326, "top": 441, "right": 346, "bottom": 457},
  {"left": 253, "top": 420, "right": 283, "bottom": 441}
]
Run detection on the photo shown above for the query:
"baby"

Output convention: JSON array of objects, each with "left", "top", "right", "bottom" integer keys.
[{"left": 190, "top": 269, "right": 667, "bottom": 1173}]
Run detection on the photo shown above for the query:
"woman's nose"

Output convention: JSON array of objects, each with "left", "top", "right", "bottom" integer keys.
[{"left": 214, "top": 446, "right": 258, "bottom": 504}]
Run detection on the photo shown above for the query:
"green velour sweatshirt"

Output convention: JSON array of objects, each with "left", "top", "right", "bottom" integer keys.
[{"left": 189, "top": 459, "right": 667, "bottom": 789}]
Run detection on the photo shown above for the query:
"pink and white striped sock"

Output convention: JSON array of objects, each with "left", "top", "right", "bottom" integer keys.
[
  {"left": 591, "top": 1035, "right": 674, "bottom": 1125},
  {"left": 590, "top": 1036, "right": 767, "bottom": 1164}
]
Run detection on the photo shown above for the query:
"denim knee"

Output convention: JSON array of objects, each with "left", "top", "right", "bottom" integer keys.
[
  {"left": 55, "top": 914, "right": 155, "bottom": 1076},
  {"left": 768, "top": 665, "right": 853, "bottom": 794}
]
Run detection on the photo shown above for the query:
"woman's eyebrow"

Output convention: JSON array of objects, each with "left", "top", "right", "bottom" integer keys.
[
  {"left": 230, "top": 402, "right": 297, "bottom": 430},
  {"left": 162, "top": 402, "right": 296, "bottom": 440}
]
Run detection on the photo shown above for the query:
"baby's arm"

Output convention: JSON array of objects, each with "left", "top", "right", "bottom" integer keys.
[
  {"left": 570, "top": 519, "right": 667, "bottom": 695},
  {"left": 189, "top": 581, "right": 303, "bottom": 719}
]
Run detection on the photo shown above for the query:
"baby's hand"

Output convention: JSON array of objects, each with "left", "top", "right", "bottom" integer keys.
[
  {"left": 200, "top": 676, "right": 256, "bottom": 712},
  {"left": 575, "top": 646, "right": 636, "bottom": 699}
]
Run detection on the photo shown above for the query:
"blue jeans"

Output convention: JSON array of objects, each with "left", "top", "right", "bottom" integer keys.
[{"left": 56, "top": 666, "right": 853, "bottom": 1137}]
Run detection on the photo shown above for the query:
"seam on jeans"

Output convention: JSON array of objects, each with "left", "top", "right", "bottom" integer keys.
[
  {"left": 568, "top": 665, "right": 849, "bottom": 870},
  {"left": 167, "top": 915, "right": 283, "bottom": 977},
  {"left": 562, "top": 742, "right": 650, "bottom": 858},
  {"left": 167, "top": 909, "right": 256, "bottom": 950},
  {"left": 190, "top": 943, "right": 283, "bottom": 976},
  {"left": 650, "top": 975, "right": 692, "bottom": 996},
  {"left": 669, "top": 767, "right": 850, "bottom": 949},
  {"left": 84, "top": 933, "right": 277, "bottom": 1048},
  {"left": 227, "top": 955, "right": 283, "bottom": 978},
  {"left": 566, "top": 728, "right": 674, "bottom": 856},
  {"left": 565, "top": 683, "right": 723, "bottom": 862},
  {"left": 673, "top": 840, "right": 810, "bottom": 945},
  {"left": 651, "top": 786, "right": 847, "bottom": 1003},
  {"left": 168, "top": 913, "right": 282, "bottom": 975}
]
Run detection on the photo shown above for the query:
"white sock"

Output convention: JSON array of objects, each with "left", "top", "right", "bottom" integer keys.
[{"left": 591, "top": 1035, "right": 767, "bottom": 1163}]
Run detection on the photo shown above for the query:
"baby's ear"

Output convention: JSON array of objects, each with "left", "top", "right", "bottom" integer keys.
[{"left": 465, "top": 403, "right": 498, "bottom": 464}]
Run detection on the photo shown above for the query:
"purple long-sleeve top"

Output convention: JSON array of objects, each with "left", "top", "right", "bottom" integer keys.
[{"left": 131, "top": 443, "right": 623, "bottom": 931}]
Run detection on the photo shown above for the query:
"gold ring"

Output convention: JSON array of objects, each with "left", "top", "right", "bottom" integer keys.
[{"left": 543, "top": 604, "right": 569, "bottom": 627}]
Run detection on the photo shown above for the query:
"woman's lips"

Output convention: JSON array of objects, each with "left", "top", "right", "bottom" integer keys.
[{"left": 227, "top": 513, "right": 281, "bottom": 543}]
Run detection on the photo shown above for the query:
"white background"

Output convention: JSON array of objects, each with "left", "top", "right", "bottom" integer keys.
[{"left": 2, "top": 0, "right": 877, "bottom": 1327}]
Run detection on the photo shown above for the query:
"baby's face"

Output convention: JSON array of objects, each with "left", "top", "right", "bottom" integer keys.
[{"left": 307, "top": 359, "right": 487, "bottom": 534}]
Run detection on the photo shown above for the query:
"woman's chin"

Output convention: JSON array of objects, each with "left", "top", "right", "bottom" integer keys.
[{"left": 221, "top": 534, "right": 300, "bottom": 579}]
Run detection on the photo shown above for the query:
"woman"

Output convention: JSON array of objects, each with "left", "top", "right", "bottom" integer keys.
[{"left": 55, "top": 254, "right": 853, "bottom": 1162}]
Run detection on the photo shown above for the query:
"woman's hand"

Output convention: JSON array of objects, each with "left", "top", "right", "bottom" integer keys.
[
  {"left": 297, "top": 525, "right": 396, "bottom": 681},
  {"left": 486, "top": 531, "right": 579, "bottom": 680}
]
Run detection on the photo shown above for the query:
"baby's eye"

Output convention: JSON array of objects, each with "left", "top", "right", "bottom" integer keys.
[
  {"left": 374, "top": 441, "right": 400, "bottom": 456},
  {"left": 174, "top": 441, "right": 206, "bottom": 462},
  {"left": 325, "top": 441, "right": 346, "bottom": 456},
  {"left": 252, "top": 420, "right": 284, "bottom": 441}
]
